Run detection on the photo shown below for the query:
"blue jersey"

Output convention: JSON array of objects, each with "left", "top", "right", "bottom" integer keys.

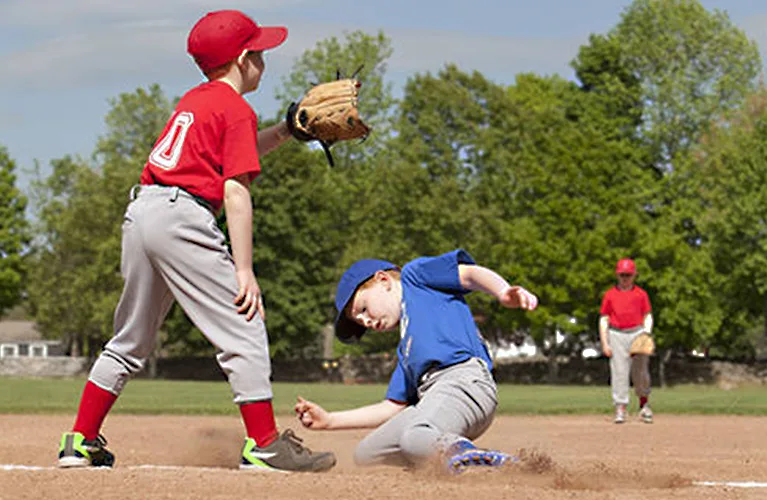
[{"left": 385, "top": 249, "right": 493, "bottom": 404}]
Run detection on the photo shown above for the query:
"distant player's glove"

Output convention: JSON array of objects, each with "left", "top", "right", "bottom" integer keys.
[
  {"left": 630, "top": 332, "right": 655, "bottom": 356},
  {"left": 286, "top": 69, "right": 371, "bottom": 167}
]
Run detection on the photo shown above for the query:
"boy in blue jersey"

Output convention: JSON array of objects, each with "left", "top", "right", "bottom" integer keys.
[{"left": 294, "top": 249, "right": 538, "bottom": 473}]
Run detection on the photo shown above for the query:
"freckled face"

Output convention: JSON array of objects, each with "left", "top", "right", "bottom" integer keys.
[{"left": 348, "top": 277, "right": 402, "bottom": 332}]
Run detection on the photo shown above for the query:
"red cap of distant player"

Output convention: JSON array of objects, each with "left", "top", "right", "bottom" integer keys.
[
  {"left": 187, "top": 10, "right": 287, "bottom": 73},
  {"left": 615, "top": 258, "right": 636, "bottom": 275}
]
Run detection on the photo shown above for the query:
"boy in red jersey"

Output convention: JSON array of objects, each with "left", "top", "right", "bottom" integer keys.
[
  {"left": 599, "top": 258, "right": 654, "bottom": 425},
  {"left": 57, "top": 10, "right": 335, "bottom": 472}
]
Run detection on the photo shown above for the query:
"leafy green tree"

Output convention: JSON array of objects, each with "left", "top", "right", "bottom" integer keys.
[
  {"left": 469, "top": 74, "right": 655, "bottom": 352},
  {"left": 607, "top": 0, "right": 761, "bottom": 167},
  {"left": 687, "top": 87, "right": 767, "bottom": 358},
  {"left": 27, "top": 156, "right": 104, "bottom": 354},
  {"left": 0, "top": 146, "right": 28, "bottom": 316},
  {"left": 251, "top": 131, "right": 346, "bottom": 358},
  {"left": 637, "top": 211, "right": 722, "bottom": 355},
  {"left": 574, "top": 32, "right": 724, "bottom": 356},
  {"left": 26, "top": 86, "right": 186, "bottom": 356},
  {"left": 571, "top": 31, "right": 644, "bottom": 143},
  {"left": 349, "top": 65, "right": 493, "bottom": 258},
  {"left": 568, "top": 0, "right": 757, "bottom": 359}
]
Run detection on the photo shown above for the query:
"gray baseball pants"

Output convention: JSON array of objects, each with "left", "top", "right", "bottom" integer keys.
[
  {"left": 88, "top": 185, "right": 272, "bottom": 403},
  {"left": 608, "top": 327, "right": 651, "bottom": 406},
  {"left": 354, "top": 357, "right": 497, "bottom": 467}
]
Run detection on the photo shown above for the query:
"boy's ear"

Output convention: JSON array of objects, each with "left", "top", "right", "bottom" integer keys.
[
  {"left": 236, "top": 49, "right": 249, "bottom": 66},
  {"left": 375, "top": 270, "right": 392, "bottom": 289}
]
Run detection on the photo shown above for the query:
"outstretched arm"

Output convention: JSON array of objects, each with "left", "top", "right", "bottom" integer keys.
[
  {"left": 294, "top": 396, "right": 406, "bottom": 431},
  {"left": 458, "top": 264, "right": 538, "bottom": 310},
  {"left": 257, "top": 122, "right": 292, "bottom": 157}
]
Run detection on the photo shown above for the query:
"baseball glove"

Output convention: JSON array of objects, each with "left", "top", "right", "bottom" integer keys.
[
  {"left": 630, "top": 333, "right": 655, "bottom": 356},
  {"left": 286, "top": 68, "right": 371, "bottom": 167}
]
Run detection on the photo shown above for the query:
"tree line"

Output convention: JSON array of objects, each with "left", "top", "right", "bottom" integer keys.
[{"left": 1, "top": 0, "right": 765, "bottom": 361}]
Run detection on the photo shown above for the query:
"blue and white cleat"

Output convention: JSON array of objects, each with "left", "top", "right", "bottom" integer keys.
[{"left": 445, "top": 438, "right": 516, "bottom": 474}]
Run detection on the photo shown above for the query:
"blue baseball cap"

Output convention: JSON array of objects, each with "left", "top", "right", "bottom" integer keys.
[{"left": 334, "top": 259, "right": 398, "bottom": 343}]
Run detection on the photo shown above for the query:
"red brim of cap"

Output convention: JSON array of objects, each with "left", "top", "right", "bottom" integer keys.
[{"left": 246, "top": 26, "right": 288, "bottom": 52}]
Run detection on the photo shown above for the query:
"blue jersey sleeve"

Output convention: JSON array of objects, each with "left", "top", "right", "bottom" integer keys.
[
  {"left": 405, "top": 249, "right": 476, "bottom": 292},
  {"left": 385, "top": 362, "right": 410, "bottom": 404}
]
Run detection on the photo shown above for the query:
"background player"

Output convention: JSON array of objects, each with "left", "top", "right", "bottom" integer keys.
[
  {"left": 57, "top": 10, "right": 335, "bottom": 472},
  {"left": 599, "top": 258, "right": 654, "bottom": 424},
  {"left": 294, "top": 249, "right": 538, "bottom": 473}
]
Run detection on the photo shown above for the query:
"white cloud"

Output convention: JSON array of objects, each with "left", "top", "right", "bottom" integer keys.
[
  {"left": 0, "top": 18, "right": 583, "bottom": 91},
  {"left": 0, "top": 21, "right": 190, "bottom": 88},
  {"left": 1, "top": 2, "right": 764, "bottom": 92}
]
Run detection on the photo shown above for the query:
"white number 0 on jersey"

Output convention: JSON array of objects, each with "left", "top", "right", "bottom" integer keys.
[{"left": 149, "top": 111, "right": 195, "bottom": 169}]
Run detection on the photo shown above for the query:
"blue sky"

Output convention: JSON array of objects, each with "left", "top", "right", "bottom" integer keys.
[{"left": 1, "top": 0, "right": 765, "bottom": 193}]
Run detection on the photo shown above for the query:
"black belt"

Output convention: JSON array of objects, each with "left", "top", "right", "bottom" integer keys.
[
  {"left": 146, "top": 170, "right": 216, "bottom": 213},
  {"left": 183, "top": 189, "right": 215, "bottom": 213},
  {"left": 143, "top": 184, "right": 215, "bottom": 213}
]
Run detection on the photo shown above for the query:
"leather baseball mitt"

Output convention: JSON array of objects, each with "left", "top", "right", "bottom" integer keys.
[
  {"left": 286, "top": 70, "right": 371, "bottom": 167},
  {"left": 630, "top": 333, "right": 655, "bottom": 356}
]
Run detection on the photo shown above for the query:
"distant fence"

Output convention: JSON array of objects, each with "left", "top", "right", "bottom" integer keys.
[
  {"left": 2, "top": 354, "right": 766, "bottom": 387},
  {"left": 492, "top": 356, "right": 767, "bottom": 387},
  {"left": 0, "top": 357, "right": 89, "bottom": 378}
]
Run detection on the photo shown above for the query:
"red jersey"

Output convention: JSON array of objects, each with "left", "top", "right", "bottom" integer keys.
[
  {"left": 140, "top": 81, "right": 260, "bottom": 211},
  {"left": 600, "top": 285, "right": 651, "bottom": 329}
]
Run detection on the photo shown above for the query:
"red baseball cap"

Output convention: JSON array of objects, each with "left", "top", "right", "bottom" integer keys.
[
  {"left": 615, "top": 258, "right": 636, "bottom": 275},
  {"left": 187, "top": 10, "right": 287, "bottom": 73}
]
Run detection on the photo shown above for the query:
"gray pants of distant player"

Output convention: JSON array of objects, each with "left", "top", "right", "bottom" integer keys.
[
  {"left": 608, "top": 327, "right": 651, "bottom": 406},
  {"left": 354, "top": 357, "right": 497, "bottom": 467},
  {"left": 88, "top": 185, "right": 272, "bottom": 403}
]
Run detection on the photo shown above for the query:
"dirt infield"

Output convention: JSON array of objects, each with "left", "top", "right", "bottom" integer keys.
[{"left": 1, "top": 414, "right": 765, "bottom": 499}]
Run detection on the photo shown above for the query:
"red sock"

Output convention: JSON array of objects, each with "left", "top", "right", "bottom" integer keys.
[
  {"left": 72, "top": 381, "right": 118, "bottom": 440},
  {"left": 240, "top": 401, "right": 279, "bottom": 447},
  {"left": 640, "top": 396, "right": 648, "bottom": 408}
]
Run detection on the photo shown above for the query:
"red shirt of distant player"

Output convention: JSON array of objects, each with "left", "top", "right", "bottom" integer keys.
[
  {"left": 141, "top": 80, "right": 260, "bottom": 211},
  {"left": 600, "top": 286, "right": 651, "bottom": 330}
]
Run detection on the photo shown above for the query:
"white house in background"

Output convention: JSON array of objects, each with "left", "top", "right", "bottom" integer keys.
[
  {"left": 488, "top": 335, "right": 539, "bottom": 360},
  {"left": 487, "top": 329, "right": 603, "bottom": 361},
  {"left": 0, "top": 320, "right": 64, "bottom": 358},
  {"left": 581, "top": 347, "right": 601, "bottom": 358}
]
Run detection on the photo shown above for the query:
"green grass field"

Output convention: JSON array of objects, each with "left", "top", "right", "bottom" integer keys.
[{"left": 1, "top": 377, "right": 765, "bottom": 415}]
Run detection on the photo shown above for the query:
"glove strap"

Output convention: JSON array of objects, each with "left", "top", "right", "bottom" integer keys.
[{"left": 319, "top": 141, "right": 335, "bottom": 167}]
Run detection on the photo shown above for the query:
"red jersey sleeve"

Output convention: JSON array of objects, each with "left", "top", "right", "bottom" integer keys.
[
  {"left": 641, "top": 288, "right": 652, "bottom": 315},
  {"left": 222, "top": 116, "right": 260, "bottom": 181}
]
